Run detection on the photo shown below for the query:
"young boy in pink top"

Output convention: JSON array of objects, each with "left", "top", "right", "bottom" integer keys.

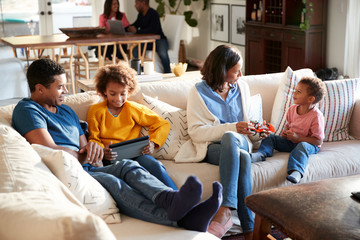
[{"left": 251, "top": 77, "right": 326, "bottom": 183}]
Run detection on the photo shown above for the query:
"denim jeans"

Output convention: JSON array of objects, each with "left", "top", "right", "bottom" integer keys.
[
  {"left": 83, "top": 159, "right": 177, "bottom": 227},
  {"left": 204, "top": 131, "right": 254, "bottom": 233},
  {"left": 134, "top": 154, "right": 177, "bottom": 190},
  {"left": 132, "top": 38, "right": 171, "bottom": 73},
  {"left": 257, "top": 134, "right": 319, "bottom": 176}
]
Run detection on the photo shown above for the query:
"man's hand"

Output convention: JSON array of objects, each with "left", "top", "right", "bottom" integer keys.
[
  {"left": 104, "top": 141, "right": 118, "bottom": 161},
  {"left": 236, "top": 121, "right": 256, "bottom": 135},
  {"left": 128, "top": 26, "right": 137, "bottom": 33},
  {"left": 142, "top": 141, "right": 155, "bottom": 155},
  {"left": 79, "top": 141, "right": 104, "bottom": 166}
]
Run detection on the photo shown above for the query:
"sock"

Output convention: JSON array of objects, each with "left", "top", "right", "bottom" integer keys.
[
  {"left": 286, "top": 170, "right": 302, "bottom": 184},
  {"left": 250, "top": 152, "right": 265, "bottom": 162},
  {"left": 178, "top": 182, "right": 223, "bottom": 232},
  {"left": 155, "top": 175, "right": 202, "bottom": 221}
]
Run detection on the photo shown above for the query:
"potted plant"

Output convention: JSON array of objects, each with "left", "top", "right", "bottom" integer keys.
[
  {"left": 155, "top": 0, "right": 209, "bottom": 27},
  {"left": 300, "top": 0, "right": 314, "bottom": 31}
]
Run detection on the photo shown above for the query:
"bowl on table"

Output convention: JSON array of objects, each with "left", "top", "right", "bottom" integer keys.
[
  {"left": 59, "top": 27, "right": 106, "bottom": 38},
  {"left": 170, "top": 62, "right": 188, "bottom": 77}
]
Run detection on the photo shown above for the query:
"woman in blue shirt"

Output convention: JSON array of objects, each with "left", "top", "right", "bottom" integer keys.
[{"left": 183, "top": 45, "right": 270, "bottom": 239}]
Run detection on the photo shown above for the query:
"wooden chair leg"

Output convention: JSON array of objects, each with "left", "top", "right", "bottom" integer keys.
[{"left": 253, "top": 214, "right": 272, "bottom": 240}]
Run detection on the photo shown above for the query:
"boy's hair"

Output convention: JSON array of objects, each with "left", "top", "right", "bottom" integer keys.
[
  {"left": 26, "top": 58, "right": 65, "bottom": 92},
  {"left": 200, "top": 45, "right": 243, "bottom": 92},
  {"left": 94, "top": 61, "right": 138, "bottom": 98},
  {"left": 299, "top": 76, "right": 326, "bottom": 104}
]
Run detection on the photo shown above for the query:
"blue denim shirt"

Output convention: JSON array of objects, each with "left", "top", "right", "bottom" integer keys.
[{"left": 195, "top": 81, "right": 244, "bottom": 123}]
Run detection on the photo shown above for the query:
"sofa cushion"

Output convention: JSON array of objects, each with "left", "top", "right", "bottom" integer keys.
[
  {"left": 271, "top": 66, "right": 360, "bottom": 141},
  {"left": 32, "top": 144, "right": 121, "bottom": 224},
  {"left": 63, "top": 91, "right": 101, "bottom": 121},
  {"left": 140, "top": 94, "right": 189, "bottom": 160},
  {"left": 0, "top": 104, "right": 16, "bottom": 125},
  {"left": 0, "top": 122, "right": 115, "bottom": 240}
]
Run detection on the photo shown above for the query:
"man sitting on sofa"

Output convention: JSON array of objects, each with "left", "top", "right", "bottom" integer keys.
[{"left": 11, "top": 58, "right": 222, "bottom": 232}]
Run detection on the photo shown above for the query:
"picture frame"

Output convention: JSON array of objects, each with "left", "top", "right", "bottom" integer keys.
[
  {"left": 231, "top": 5, "right": 246, "bottom": 46},
  {"left": 210, "top": 3, "right": 229, "bottom": 43}
]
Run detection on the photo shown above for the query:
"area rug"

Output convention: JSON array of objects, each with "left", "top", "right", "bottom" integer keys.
[{"left": 222, "top": 228, "right": 290, "bottom": 240}]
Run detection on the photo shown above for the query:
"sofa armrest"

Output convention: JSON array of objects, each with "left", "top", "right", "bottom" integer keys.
[{"left": 349, "top": 98, "right": 360, "bottom": 139}]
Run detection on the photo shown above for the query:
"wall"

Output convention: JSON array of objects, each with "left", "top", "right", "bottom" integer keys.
[{"left": 117, "top": 0, "right": 347, "bottom": 75}]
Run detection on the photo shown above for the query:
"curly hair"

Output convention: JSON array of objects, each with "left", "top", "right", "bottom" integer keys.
[
  {"left": 94, "top": 61, "right": 138, "bottom": 98},
  {"left": 26, "top": 58, "right": 65, "bottom": 92},
  {"left": 200, "top": 45, "right": 243, "bottom": 92},
  {"left": 299, "top": 76, "right": 326, "bottom": 104}
]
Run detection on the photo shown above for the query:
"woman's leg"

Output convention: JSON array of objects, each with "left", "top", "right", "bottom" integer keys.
[{"left": 134, "top": 155, "right": 177, "bottom": 190}]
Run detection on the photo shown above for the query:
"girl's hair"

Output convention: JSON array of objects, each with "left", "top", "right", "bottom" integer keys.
[
  {"left": 94, "top": 61, "right": 138, "bottom": 98},
  {"left": 103, "top": 0, "right": 123, "bottom": 20},
  {"left": 200, "top": 45, "right": 243, "bottom": 92},
  {"left": 299, "top": 76, "right": 326, "bottom": 104}
]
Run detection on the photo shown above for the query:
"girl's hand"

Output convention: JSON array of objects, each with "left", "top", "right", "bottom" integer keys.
[
  {"left": 236, "top": 121, "right": 256, "bottom": 135},
  {"left": 104, "top": 141, "right": 118, "bottom": 161},
  {"left": 142, "top": 141, "right": 155, "bottom": 155}
]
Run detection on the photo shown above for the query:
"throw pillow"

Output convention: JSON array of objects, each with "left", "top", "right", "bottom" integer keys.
[
  {"left": 32, "top": 144, "right": 121, "bottom": 224},
  {"left": 317, "top": 78, "right": 360, "bottom": 141},
  {"left": 140, "top": 94, "right": 189, "bottom": 160},
  {"left": 248, "top": 93, "right": 263, "bottom": 123},
  {"left": 0, "top": 123, "right": 116, "bottom": 240},
  {"left": 270, "top": 66, "right": 360, "bottom": 141}
]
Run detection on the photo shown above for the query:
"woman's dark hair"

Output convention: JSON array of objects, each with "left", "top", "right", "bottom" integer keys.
[
  {"left": 103, "top": 0, "right": 123, "bottom": 20},
  {"left": 26, "top": 58, "right": 65, "bottom": 92},
  {"left": 200, "top": 45, "right": 243, "bottom": 92},
  {"left": 94, "top": 61, "right": 138, "bottom": 98}
]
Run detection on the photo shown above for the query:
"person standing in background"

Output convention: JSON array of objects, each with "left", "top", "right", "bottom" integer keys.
[{"left": 128, "top": 0, "right": 171, "bottom": 73}]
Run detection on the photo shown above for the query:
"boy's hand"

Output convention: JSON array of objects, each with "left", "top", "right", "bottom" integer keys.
[
  {"left": 142, "top": 141, "right": 155, "bottom": 155},
  {"left": 104, "top": 141, "right": 118, "bottom": 161},
  {"left": 286, "top": 129, "right": 300, "bottom": 142}
]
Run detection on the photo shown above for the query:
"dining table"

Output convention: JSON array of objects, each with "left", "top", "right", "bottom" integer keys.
[{"left": 0, "top": 33, "right": 160, "bottom": 64}]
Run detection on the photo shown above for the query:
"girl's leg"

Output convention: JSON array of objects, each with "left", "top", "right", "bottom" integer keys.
[{"left": 134, "top": 155, "right": 177, "bottom": 190}]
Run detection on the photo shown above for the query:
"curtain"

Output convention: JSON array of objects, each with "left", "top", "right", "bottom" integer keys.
[{"left": 344, "top": 0, "right": 360, "bottom": 78}]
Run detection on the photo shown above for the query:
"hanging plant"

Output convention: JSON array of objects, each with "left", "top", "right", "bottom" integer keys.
[
  {"left": 300, "top": 0, "right": 314, "bottom": 31},
  {"left": 155, "top": 0, "right": 209, "bottom": 27}
]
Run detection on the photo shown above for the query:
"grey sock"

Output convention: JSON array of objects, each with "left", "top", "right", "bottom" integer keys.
[
  {"left": 250, "top": 152, "right": 265, "bottom": 162},
  {"left": 286, "top": 171, "right": 302, "bottom": 184}
]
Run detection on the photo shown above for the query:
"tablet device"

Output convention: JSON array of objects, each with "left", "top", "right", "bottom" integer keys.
[
  {"left": 108, "top": 20, "right": 133, "bottom": 35},
  {"left": 109, "top": 135, "right": 149, "bottom": 161}
]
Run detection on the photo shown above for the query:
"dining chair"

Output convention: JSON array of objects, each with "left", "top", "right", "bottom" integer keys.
[
  {"left": 73, "top": 42, "right": 117, "bottom": 87},
  {"left": 126, "top": 39, "right": 156, "bottom": 65},
  {"left": 29, "top": 44, "right": 75, "bottom": 94}
]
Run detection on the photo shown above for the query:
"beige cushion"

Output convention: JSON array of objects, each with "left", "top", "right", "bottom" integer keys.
[
  {"left": 0, "top": 123, "right": 115, "bottom": 239},
  {"left": 63, "top": 91, "right": 101, "bottom": 121},
  {"left": 32, "top": 144, "right": 121, "bottom": 224},
  {"left": 0, "top": 104, "right": 16, "bottom": 125},
  {"left": 140, "top": 94, "right": 189, "bottom": 160}
]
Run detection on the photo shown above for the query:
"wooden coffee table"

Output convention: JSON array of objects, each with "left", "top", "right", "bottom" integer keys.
[{"left": 245, "top": 175, "right": 360, "bottom": 240}]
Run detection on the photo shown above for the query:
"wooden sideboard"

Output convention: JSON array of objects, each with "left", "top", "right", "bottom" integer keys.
[{"left": 245, "top": 0, "right": 328, "bottom": 75}]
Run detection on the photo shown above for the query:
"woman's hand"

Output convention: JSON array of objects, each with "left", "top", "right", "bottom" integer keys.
[
  {"left": 236, "top": 122, "right": 256, "bottom": 135},
  {"left": 104, "top": 141, "right": 118, "bottom": 161},
  {"left": 128, "top": 26, "right": 136, "bottom": 33},
  {"left": 142, "top": 141, "right": 155, "bottom": 155}
]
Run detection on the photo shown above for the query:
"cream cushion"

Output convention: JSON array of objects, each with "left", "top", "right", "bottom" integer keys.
[
  {"left": 32, "top": 144, "right": 121, "bottom": 224},
  {"left": 0, "top": 122, "right": 115, "bottom": 240}
]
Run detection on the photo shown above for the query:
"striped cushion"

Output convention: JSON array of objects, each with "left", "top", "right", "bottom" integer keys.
[{"left": 271, "top": 66, "right": 360, "bottom": 142}]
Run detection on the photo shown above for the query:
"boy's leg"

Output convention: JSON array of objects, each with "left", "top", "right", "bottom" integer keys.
[
  {"left": 252, "top": 135, "right": 295, "bottom": 162},
  {"left": 134, "top": 155, "right": 177, "bottom": 190},
  {"left": 155, "top": 39, "right": 171, "bottom": 73},
  {"left": 287, "top": 142, "right": 319, "bottom": 180}
]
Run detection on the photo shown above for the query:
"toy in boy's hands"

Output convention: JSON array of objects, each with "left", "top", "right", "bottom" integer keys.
[{"left": 249, "top": 120, "right": 275, "bottom": 137}]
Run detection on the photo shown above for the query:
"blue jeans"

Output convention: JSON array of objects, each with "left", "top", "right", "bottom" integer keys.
[
  {"left": 134, "top": 155, "right": 177, "bottom": 190},
  {"left": 83, "top": 160, "right": 177, "bottom": 227},
  {"left": 257, "top": 134, "right": 319, "bottom": 176},
  {"left": 204, "top": 131, "right": 254, "bottom": 233},
  {"left": 132, "top": 38, "right": 171, "bottom": 73}
]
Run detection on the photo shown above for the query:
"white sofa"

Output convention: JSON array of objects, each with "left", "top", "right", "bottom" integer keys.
[{"left": 0, "top": 68, "right": 359, "bottom": 239}]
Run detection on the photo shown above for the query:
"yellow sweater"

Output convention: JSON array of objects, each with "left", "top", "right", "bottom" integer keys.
[{"left": 87, "top": 100, "right": 170, "bottom": 149}]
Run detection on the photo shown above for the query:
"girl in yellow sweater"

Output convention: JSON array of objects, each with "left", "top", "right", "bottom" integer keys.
[{"left": 87, "top": 61, "right": 177, "bottom": 189}]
